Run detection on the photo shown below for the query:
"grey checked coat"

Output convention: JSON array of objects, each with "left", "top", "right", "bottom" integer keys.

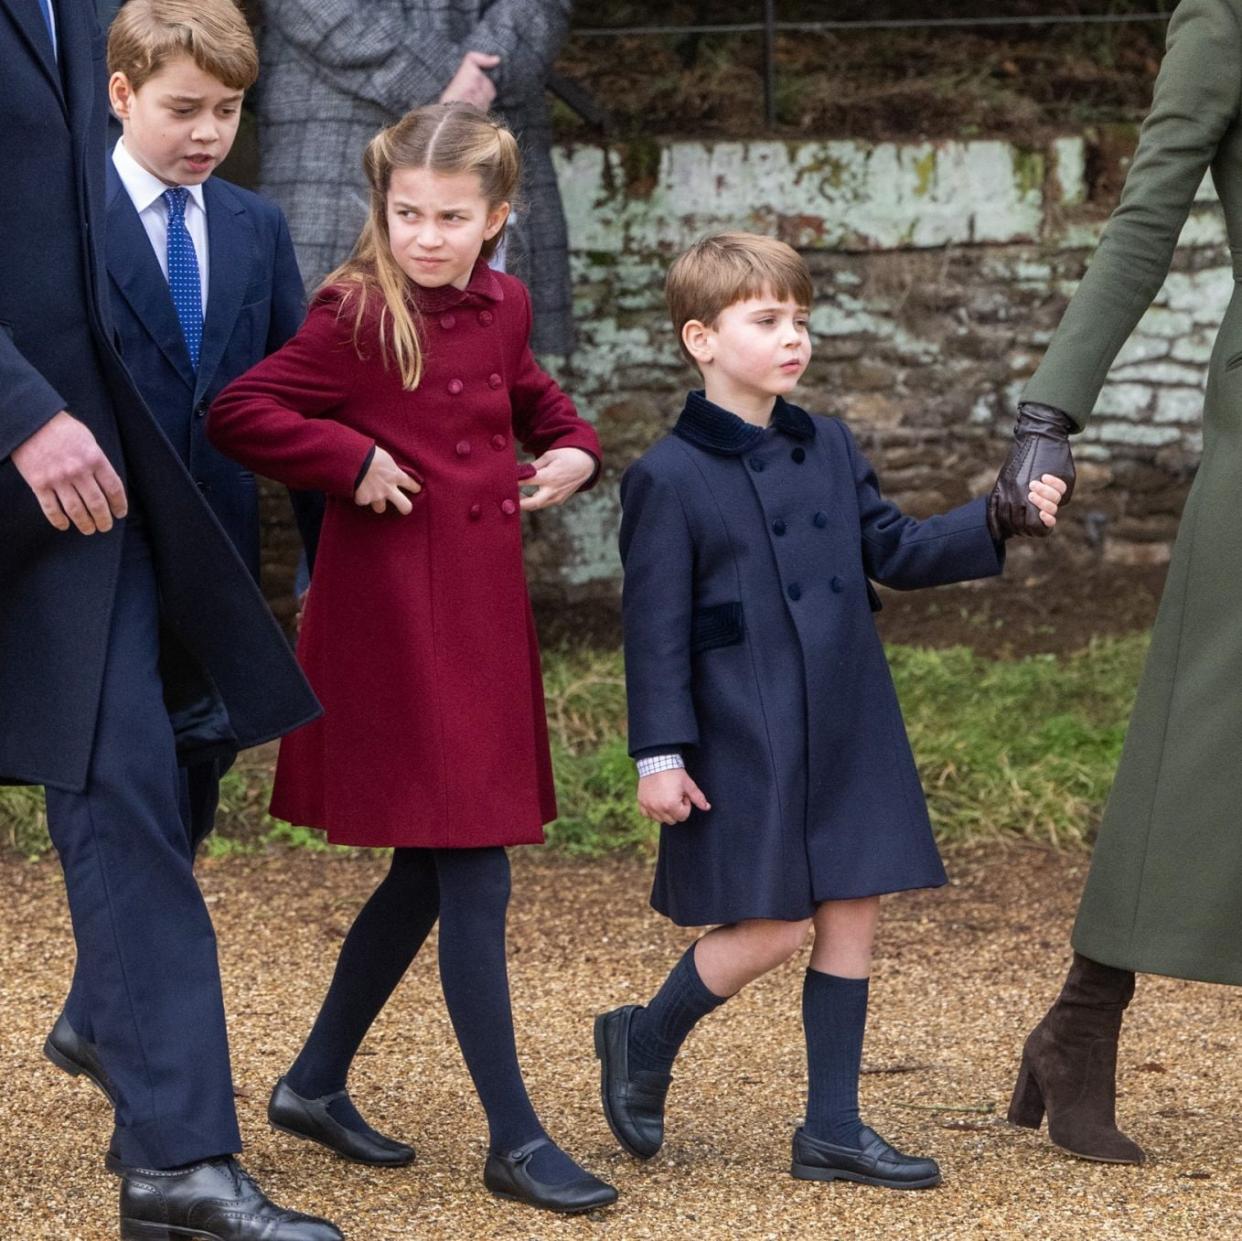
[{"left": 255, "top": 0, "right": 575, "bottom": 354}]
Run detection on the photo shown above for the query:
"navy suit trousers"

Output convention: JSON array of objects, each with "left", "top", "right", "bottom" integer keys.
[{"left": 44, "top": 523, "right": 241, "bottom": 1169}]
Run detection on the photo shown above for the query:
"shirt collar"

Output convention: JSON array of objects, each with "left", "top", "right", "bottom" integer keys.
[
  {"left": 672, "top": 390, "right": 815, "bottom": 455},
  {"left": 112, "top": 138, "right": 207, "bottom": 216}
]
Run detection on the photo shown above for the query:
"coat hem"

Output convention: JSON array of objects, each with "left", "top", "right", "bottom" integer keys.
[
  {"left": 268, "top": 806, "right": 547, "bottom": 851},
  {"left": 651, "top": 874, "right": 948, "bottom": 927},
  {"left": 1072, "top": 923, "right": 1242, "bottom": 988}
]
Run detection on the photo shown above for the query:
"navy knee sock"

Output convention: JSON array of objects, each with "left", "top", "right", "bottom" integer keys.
[
  {"left": 628, "top": 943, "right": 728, "bottom": 1076},
  {"left": 802, "top": 969, "right": 869, "bottom": 1148},
  {"left": 434, "top": 847, "right": 584, "bottom": 1186},
  {"left": 286, "top": 849, "right": 440, "bottom": 1137}
]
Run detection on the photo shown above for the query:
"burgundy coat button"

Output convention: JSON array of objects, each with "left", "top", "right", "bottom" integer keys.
[
  {"left": 500, "top": 498, "right": 517, "bottom": 515},
  {"left": 440, "top": 313, "right": 456, "bottom": 329},
  {"left": 455, "top": 440, "right": 471, "bottom": 456},
  {"left": 468, "top": 503, "right": 482, "bottom": 520},
  {"left": 488, "top": 372, "right": 503, "bottom": 389},
  {"left": 479, "top": 310, "right": 494, "bottom": 326},
  {"left": 491, "top": 433, "right": 506, "bottom": 450},
  {"left": 447, "top": 379, "right": 464, "bottom": 395}
]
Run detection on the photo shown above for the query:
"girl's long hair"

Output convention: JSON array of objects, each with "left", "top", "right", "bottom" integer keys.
[{"left": 321, "top": 103, "right": 521, "bottom": 390}]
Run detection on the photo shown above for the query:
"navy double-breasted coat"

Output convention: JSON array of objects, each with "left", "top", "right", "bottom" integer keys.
[{"left": 620, "top": 392, "right": 1005, "bottom": 926}]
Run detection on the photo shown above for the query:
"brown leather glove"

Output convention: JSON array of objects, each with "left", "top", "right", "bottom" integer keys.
[{"left": 988, "top": 401, "right": 1076, "bottom": 540}]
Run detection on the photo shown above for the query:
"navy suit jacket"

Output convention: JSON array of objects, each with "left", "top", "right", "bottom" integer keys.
[
  {"left": 0, "top": 0, "right": 318, "bottom": 791},
  {"left": 106, "top": 161, "right": 306, "bottom": 579}
]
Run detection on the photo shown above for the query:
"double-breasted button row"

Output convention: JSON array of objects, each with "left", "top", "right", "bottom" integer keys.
[
  {"left": 771, "top": 512, "right": 830, "bottom": 535},
  {"left": 447, "top": 376, "right": 503, "bottom": 394},
  {"left": 467, "top": 498, "right": 519, "bottom": 519},
  {"left": 441, "top": 310, "right": 495, "bottom": 329},
  {"left": 456, "top": 440, "right": 471, "bottom": 457}
]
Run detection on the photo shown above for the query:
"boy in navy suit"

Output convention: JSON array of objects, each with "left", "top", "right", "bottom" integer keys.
[
  {"left": 44, "top": 0, "right": 322, "bottom": 1138},
  {"left": 101, "top": 0, "right": 305, "bottom": 851},
  {"left": 595, "top": 234, "right": 1067, "bottom": 1190}
]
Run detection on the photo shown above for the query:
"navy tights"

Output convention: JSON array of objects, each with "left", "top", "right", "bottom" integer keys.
[{"left": 287, "top": 847, "right": 580, "bottom": 1181}]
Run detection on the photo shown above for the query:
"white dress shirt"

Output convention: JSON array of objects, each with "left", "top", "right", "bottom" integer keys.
[{"left": 111, "top": 138, "right": 210, "bottom": 313}]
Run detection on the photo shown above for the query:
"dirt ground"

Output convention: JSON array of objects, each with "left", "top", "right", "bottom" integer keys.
[{"left": 2, "top": 845, "right": 1238, "bottom": 1240}]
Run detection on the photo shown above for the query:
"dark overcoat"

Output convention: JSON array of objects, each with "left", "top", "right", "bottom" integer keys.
[
  {"left": 0, "top": 0, "right": 318, "bottom": 792},
  {"left": 1022, "top": 0, "right": 1242, "bottom": 986},
  {"left": 105, "top": 160, "right": 309, "bottom": 579},
  {"left": 621, "top": 393, "right": 1004, "bottom": 927},
  {"left": 208, "top": 261, "right": 600, "bottom": 848}
]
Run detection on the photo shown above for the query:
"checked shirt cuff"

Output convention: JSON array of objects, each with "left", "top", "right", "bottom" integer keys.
[{"left": 636, "top": 753, "right": 685, "bottom": 778}]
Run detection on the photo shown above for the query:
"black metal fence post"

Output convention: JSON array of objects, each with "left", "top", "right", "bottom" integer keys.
[{"left": 763, "top": 0, "right": 777, "bottom": 128}]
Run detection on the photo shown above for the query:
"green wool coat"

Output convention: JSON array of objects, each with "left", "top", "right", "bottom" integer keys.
[{"left": 1024, "top": 0, "right": 1242, "bottom": 985}]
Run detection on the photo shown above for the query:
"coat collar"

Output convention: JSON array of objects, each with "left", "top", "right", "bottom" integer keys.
[
  {"left": 410, "top": 258, "right": 505, "bottom": 313},
  {"left": 673, "top": 390, "right": 815, "bottom": 455}
]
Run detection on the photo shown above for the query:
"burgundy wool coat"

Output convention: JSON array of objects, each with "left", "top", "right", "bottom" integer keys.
[{"left": 208, "top": 262, "right": 600, "bottom": 848}]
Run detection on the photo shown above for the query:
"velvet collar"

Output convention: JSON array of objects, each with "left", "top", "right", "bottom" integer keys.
[
  {"left": 410, "top": 258, "right": 505, "bottom": 313},
  {"left": 672, "top": 390, "right": 815, "bottom": 455}
]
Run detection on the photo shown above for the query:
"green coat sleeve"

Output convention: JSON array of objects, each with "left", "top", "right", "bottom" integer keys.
[{"left": 1023, "top": 0, "right": 1242, "bottom": 428}]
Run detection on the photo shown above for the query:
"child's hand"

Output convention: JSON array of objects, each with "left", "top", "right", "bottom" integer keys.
[
  {"left": 1027, "top": 473, "right": 1068, "bottom": 529},
  {"left": 355, "top": 446, "right": 422, "bottom": 515},
  {"left": 519, "top": 447, "right": 596, "bottom": 511},
  {"left": 638, "top": 769, "right": 711, "bottom": 825}
]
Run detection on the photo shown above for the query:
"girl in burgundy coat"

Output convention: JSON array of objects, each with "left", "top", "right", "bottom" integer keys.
[{"left": 208, "top": 104, "right": 616, "bottom": 1215}]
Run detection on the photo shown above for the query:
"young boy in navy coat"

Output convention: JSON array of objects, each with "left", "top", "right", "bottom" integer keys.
[
  {"left": 595, "top": 234, "right": 1067, "bottom": 1190},
  {"left": 46, "top": 0, "right": 321, "bottom": 1112}
]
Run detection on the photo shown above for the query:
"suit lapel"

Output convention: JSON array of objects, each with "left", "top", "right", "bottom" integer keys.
[
  {"left": 106, "top": 163, "right": 197, "bottom": 390},
  {"left": 196, "top": 178, "right": 251, "bottom": 402},
  {"left": 0, "top": 0, "right": 65, "bottom": 113}
]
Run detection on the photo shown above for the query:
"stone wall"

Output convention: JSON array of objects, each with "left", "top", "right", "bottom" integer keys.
[{"left": 263, "top": 128, "right": 1229, "bottom": 613}]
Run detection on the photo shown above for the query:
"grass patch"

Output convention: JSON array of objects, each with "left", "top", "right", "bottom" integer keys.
[{"left": 2, "top": 636, "right": 1147, "bottom": 860}]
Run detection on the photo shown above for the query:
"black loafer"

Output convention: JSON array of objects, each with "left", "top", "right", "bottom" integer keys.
[
  {"left": 268, "top": 1077, "right": 414, "bottom": 1167},
  {"left": 120, "top": 1156, "right": 343, "bottom": 1241},
  {"left": 483, "top": 1138, "right": 618, "bottom": 1214},
  {"left": 594, "top": 1005, "right": 672, "bottom": 1159},
  {"left": 791, "top": 1125, "right": 942, "bottom": 1190},
  {"left": 44, "top": 1012, "right": 118, "bottom": 1107}
]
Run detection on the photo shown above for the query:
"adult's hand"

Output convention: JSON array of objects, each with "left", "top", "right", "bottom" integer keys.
[
  {"left": 988, "top": 401, "right": 1077, "bottom": 539},
  {"left": 354, "top": 445, "right": 422, "bottom": 514},
  {"left": 439, "top": 51, "right": 500, "bottom": 109},
  {"left": 11, "top": 410, "right": 127, "bottom": 534},
  {"left": 519, "top": 447, "right": 596, "bottom": 511}
]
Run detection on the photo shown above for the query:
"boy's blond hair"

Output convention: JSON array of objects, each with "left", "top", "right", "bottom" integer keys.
[
  {"left": 107, "top": 0, "right": 258, "bottom": 92},
  {"left": 666, "top": 233, "right": 814, "bottom": 365}
]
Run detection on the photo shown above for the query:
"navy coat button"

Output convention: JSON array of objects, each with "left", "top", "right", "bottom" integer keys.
[
  {"left": 468, "top": 503, "right": 482, "bottom": 520},
  {"left": 447, "top": 379, "right": 464, "bottom": 395},
  {"left": 813, "top": 511, "right": 828, "bottom": 528},
  {"left": 749, "top": 457, "right": 765, "bottom": 472},
  {"left": 491, "top": 433, "right": 507, "bottom": 450},
  {"left": 772, "top": 518, "right": 786, "bottom": 536},
  {"left": 479, "top": 310, "right": 494, "bottom": 326},
  {"left": 792, "top": 446, "right": 806, "bottom": 463},
  {"left": 831, "top": 576, "right": 844, "bottom": 593},
  {"left": 500, "top": 497, "right": 517, "bottom": 515},
  {"left": 787, "top": 582, "right": 802, "bottom": 601},
  {"left": 488, "top": 372, "right": 503, "bottom": 389},
  {"left": 440, "top": 313, "right": 456, "bottom": 329},
  {"left": 455, "top": 440, "right": 471, "bottom": 457},
  {"left": 194, "top": 402, "right": 207, "bottom": 419}
]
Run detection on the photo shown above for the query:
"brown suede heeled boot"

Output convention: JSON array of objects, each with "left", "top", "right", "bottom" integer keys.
[{"left": 1008, "top": 952, "right": 1145, "bottom": 1164}]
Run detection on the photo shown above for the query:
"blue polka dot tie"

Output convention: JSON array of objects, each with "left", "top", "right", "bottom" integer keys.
[{"left": 163, "top": 187, "right": 202, "bottom": 370}]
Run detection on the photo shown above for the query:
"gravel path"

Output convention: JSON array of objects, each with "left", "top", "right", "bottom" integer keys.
[{"left": 2, "top": 845, "right": 1238, "bottom": 1240}]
